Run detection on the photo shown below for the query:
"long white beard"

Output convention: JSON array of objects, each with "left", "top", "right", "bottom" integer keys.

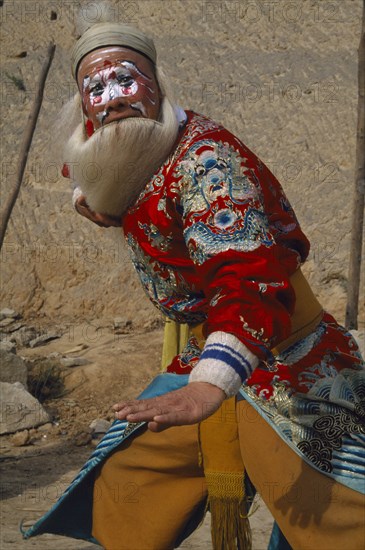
[{"left": 63, "top": 97, "right": 179, "bottom": 216}]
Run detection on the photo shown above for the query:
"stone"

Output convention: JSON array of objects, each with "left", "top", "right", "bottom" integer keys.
[
  {"left": 0, "top": 340, "right": 16, "bottom": 353},
  {"left": 37, "top": 422, "right": 53, "bottom": 432},
  {"left": 64, "top": 399, "right": 77, "bottom": 407},
  {"left": 48, "top": 352, "right": 61, "bottom": 359},
  {"left": 113, "top": 317, "right": 132, "bottom": 333},
  {"left": 60, "top": 356, "right": 90, "bottom": 368},
  {"left": 75, "top": 431, "right": 92, "bottom": 446},
  {"left": 11, "top": 429, "right": 29, "bottom": 447},
  {"left": 29, "top": 332, "right": 61, "bottom": 348},
  {"left": 63, "top": 344, "right": 88, "bottom": 354},
  {"left": 89, "top": 418, "right": 111, "bottom": 436},
  {"left": 0, "top": 350, "right": 28, "bottom": 386},
  {"left": 0, "top": 382, "right": 51, "bottom": 434},
  {"left": 10, "top": 326, "right": 38, "bottom": 347},
  {"left": 0, "top": 308, "right": 20, "bottom": 320},
  {"left": 3, "top": 322, "right": 25, "bottom": 333},
  {"left": 28, "top": 433, "right": 44, "bottom": 445},
  {"left": 0, "top": 318, "right": 16, "bottom": 328}
]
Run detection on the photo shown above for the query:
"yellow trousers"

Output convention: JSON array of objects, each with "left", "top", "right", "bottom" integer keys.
[{"left": 92, "top": 401, "right": 365, "bottom": 550}]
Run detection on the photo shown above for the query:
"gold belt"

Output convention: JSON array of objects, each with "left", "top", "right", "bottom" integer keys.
[
  {"left": 190, "top": 267, "right": 323, "bottom": 356},
  {"left": 271, "top": 267, "right": 323, "bottom": 355},
  {"left": 161, "top": 268, "right": 323, "bottom": 369}
]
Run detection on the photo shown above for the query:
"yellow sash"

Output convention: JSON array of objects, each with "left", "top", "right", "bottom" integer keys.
[
  {"left": 161, "top": 268, "right": 323, "bottom": 369},
  {"left": 160, "top": 269, "right": 323, "bottom": 549}
]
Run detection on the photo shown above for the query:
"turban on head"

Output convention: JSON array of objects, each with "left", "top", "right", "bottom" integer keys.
[{"left": 71, "top": 22, "right": 157, "bottom": 79}]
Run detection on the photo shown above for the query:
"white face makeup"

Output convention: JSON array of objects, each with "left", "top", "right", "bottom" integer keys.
[
  {"left": 77, "top": 46, "right": 161, "bottom": 128},
  {"left": 83, "top": 60, "right": 156, "bottom": 123}
]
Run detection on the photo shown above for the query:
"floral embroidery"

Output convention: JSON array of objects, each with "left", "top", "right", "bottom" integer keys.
[
  {"left": 167, "top": 336, "right": 202, "bottom": 374},
  {"left": 138, "top": 222, "right": 173, "bottom": 252},
  {"left": 126, "top": 233, "right": 206, "bottom": 324},
  {"left": 239, "top": 315, "right": 271, "bottom": 346}
]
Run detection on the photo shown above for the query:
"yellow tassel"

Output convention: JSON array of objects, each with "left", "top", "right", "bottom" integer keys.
[
  {"left": 200, "top": 400, "right": 252, "bottom": 550},
  {"left": 205, "top": 471, "right": 252, "bottom": 549},
  {"left": 209, "top": 497, "right": 252, "bottom": 550},
  {"left": 161, "top": 322, "right": 253, "bottom": 548}
]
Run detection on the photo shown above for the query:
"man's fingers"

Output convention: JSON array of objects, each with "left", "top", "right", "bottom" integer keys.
[
  {"left": 115, "top": 405, "right": 188, "bottom": 423},
  {"left": 113, "top": 399, "right": 167, "bottom": 421},
  {"left": 112, "top": 384, "right": 225, "bottom": 427},
  {"left": 147, "top": 413, "right": 195, "bottom": 431},
  {"left": 113, "top": 401, "right": 134, "bottom": 411},
  {"left": 113, "top": 399, "right": 152, "bottom": 412},
  {"left": 124, "top": 405, "right": 167, "bottom": 422},
  {"left": 147, "top": 421, "right": 170, "bottom": 432},
  {"left": 75, "top": 197, "right": 121, "bottom": 227},
  {"left": 147, "top": 412, "right": 190, "bottom": 432}
]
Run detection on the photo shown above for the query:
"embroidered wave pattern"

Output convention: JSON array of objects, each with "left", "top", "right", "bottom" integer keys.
[
  {"left": 274, "top": 322, "right": 328, "bottom": 367},
  {"left": 243, "top": 368, "right": 365, "bottom": 491}
]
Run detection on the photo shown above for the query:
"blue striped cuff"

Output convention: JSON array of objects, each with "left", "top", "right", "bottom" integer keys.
[
  {"left": 189, "top": 331, "right": 259, "bottom": 397},
  {"left": 199, "top": 343, "right": 253, "bottom": 380}
]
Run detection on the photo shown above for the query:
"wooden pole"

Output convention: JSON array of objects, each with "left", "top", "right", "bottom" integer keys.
[
  {"left": 0, "top": 42, "right": 56, "bottom": 250},
  {"left": 345, "top": 3, "right": 365, "bottom": 329}
]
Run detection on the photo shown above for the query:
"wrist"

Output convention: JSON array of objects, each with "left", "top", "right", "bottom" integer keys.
[{"left": 188, "top": 380, "right": 226, "bottom": 400}]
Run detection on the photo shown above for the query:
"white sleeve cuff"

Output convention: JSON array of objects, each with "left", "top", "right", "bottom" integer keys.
[{"left": 188, "top": 331, "right": 259, "bottom": 398}]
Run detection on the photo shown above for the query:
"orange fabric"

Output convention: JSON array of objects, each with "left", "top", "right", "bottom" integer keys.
[
  {"left": 92, "top": 424, "right": 207, "bottom": 550},
  {"left": 92, "top": 402, "right": 365, "bottom": 549},
  {"left": 271, "top": 267, "right": 323, "bottom": 355},
  {"left": 237, "top": 400, "right": 365, "bottom": 550}
]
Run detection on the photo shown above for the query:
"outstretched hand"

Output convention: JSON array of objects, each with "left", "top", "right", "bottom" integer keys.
[
  {"left": 75, "top": 195, "right": 122, "bottom": 227},
  {"left": 113, "top": 382, "right": 226, "bottom": 432}
]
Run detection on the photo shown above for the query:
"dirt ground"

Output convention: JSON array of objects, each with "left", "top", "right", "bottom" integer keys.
[
  {"left": 0, "top": 324, "right": 274, "bottom": 549},
  {"left": 0, "top": 445, "right": 273, "bottom": 550}
]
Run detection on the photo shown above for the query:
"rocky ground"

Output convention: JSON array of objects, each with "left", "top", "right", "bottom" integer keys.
[
  {"left": 0, "top": 310, "right": 274, "bottom": 549},
  {"left": 1, "top": 309, "right": 363, "bottom": 549}
]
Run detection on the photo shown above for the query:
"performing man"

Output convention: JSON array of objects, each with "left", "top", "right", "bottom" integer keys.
[{"left": 23, "top": 22, "right": 365, "bottom": 550}]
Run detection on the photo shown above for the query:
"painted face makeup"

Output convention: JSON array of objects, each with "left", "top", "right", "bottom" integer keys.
[
  {"left": 84, "top": 60, "right": 154, "bottom": 124},
  {"left": 77, "top": 47, "right": 161, "bottom": 128}
]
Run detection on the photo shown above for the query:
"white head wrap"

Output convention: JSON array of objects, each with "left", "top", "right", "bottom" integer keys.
[{"left": 71, "top": 22, "right": 156, "bottom": 79}]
